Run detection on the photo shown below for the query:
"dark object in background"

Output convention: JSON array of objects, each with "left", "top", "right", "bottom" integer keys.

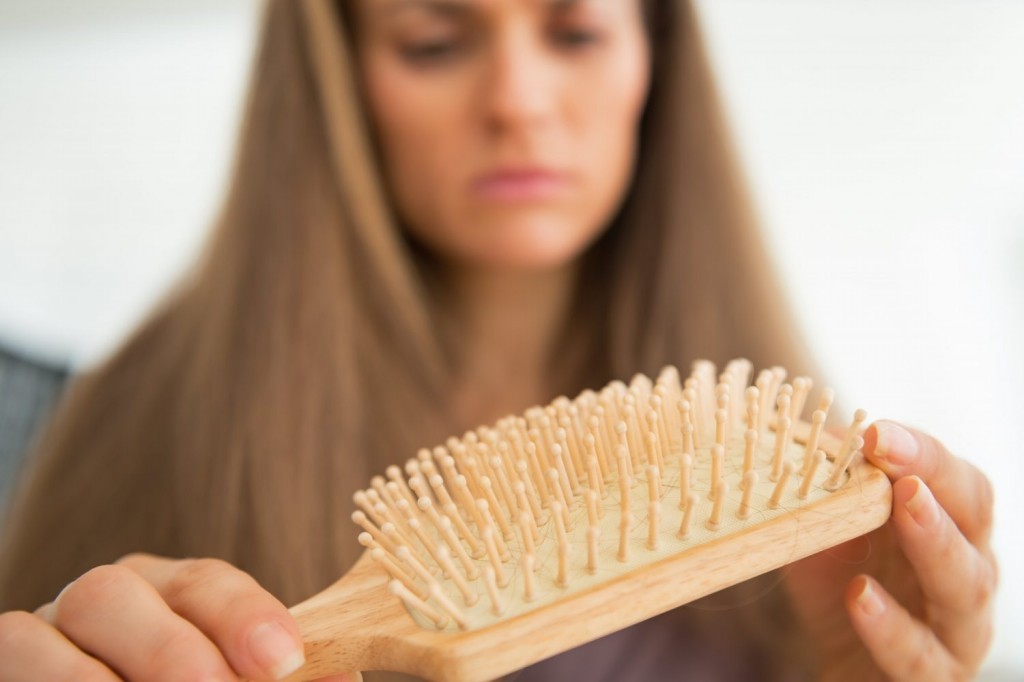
[{"left": 0, "top": 342, "right": 68, "bottom": 513}]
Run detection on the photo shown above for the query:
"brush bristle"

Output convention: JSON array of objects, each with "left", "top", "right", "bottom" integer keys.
[{"left": 351, "top": 359, "right": 867, "bottom": 631}]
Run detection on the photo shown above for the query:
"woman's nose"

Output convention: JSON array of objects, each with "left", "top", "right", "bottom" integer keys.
[{"left": 482, "top": 32, "right": 558, "bottom": 136}]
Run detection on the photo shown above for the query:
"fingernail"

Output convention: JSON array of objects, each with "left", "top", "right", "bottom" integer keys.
[
  {"left": 856, "top": 578, "right": 885, "bottom": 617},
  {"left": 249, "top": 621, "right": 305, "bottom": 679},
  {"left": 873, "top": 421, "right": 918, "bottom": 466},
  {"left": 904, "top": 476, "right": 940, "bottom": 528}
]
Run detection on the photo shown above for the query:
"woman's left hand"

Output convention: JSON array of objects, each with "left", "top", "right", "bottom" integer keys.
[{"left": 784, "top": 420, "right": 997, "bottom": 681}]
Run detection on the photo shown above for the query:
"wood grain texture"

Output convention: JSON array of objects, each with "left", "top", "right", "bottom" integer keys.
[{"left": 282, "top": 433, "right": 892, "bottom": 681}]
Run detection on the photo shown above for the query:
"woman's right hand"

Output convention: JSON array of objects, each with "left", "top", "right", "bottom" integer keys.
[{"left": 0, "top": 553, "right": 354, "bottom": 681}]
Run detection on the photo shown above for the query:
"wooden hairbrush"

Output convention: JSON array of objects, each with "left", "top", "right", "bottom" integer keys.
[{"left": 282, "top": 359, "right": 892, "bottom": 681}]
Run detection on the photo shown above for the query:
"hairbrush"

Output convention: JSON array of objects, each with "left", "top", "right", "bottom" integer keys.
[{"left": 281, "top": 359, "right": 891, "bottom": 681}]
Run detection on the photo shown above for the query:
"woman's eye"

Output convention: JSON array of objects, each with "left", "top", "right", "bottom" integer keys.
[
  {"left": 399, "top": 39, "right": 462, "bottom": 64},
  {"left": 552, "top": 27, "right": 602, "bottom": 49}
]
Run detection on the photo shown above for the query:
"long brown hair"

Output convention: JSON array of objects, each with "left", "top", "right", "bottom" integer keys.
[{"left": 0, "top": 0, "right": 813, "bottom": 649}]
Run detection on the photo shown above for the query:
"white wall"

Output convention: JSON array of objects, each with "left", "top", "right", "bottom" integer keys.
[
  {"left": 0, "top": 0, "right": 257, "bottom": 363},
  {"left": 1, "top": 0, "right": 1021, "bottom": 675}
]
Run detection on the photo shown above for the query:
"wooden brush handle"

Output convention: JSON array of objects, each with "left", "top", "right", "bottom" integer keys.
[{"left": 280, "top": 553, "right": 419, "bottom": 679}]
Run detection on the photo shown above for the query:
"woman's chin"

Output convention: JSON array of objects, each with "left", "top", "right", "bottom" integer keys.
[
  {"left": 459, "top": 236, "right": 593, "bottom": 272},
  {"left": 450, "top": 218, "right": 605, "bottom": 272}
]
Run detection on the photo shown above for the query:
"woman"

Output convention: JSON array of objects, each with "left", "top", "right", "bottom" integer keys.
[{"left": 0, "top": 0, "right": 996, "bottom": 680}]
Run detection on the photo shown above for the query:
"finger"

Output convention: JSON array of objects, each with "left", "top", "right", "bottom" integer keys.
[
  {"left": 119, "top": 553, "right": 305, "bottom": 680},
  {"left": 0, "top": 610, "right": 120, "bottom": 682},
  {"left": 846, "top": 575, "right": 966, "bottom": 681},
  {"left": 891, "top": 476, "right": 996, "bottom": 665},
  {"left": 862, "top": 420, "right": 994, "bottom": 546},
  {"left": 49, "top": 563, "right": 237, "bottom": 682}
]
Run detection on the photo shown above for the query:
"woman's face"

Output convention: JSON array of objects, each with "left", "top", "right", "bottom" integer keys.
[{"left": 354, "top": 0, "right": 651, "bottom": 271}]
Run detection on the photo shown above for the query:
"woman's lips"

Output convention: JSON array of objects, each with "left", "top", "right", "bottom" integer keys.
[{"left": 472, "top": 169, "right": 570, "bottom": 202}]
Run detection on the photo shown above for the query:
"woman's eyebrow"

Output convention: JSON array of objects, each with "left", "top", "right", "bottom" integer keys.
[
  {"left": 374, "top": 0, "right": 470, "bottom": 19},
  {"left": 374, "top": 0, "right": 589, "bottom": 18}
]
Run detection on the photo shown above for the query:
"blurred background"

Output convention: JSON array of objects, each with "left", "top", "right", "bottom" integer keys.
[{"left": 1, "top": 0, "right": 1021, "bottom": 676}]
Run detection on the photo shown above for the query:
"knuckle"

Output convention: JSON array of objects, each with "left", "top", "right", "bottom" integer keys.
[
  {"left": 901, "top": 650, "right": 929, "bottom": 680},
  {"left": 147, "top": 626, "right": 200, "bottom": 669},
  {"left": 146, "top": 624, "right": 224, "bottom": 676},
  {"left": 76, "top": 564, "right": 135, "bottom": 593},
  {"left": 114, "top": 551, "right": 156, "bottom": 568},
  {"left": 164, "top": 558, "right": 239, "bottom": 604},
  {"left": 920, "top": 432, "right": 951, "bottom": 476},
  {"left": 972, "top": 558, "right": 998, "bottom": 611},
  {"left": 0, "top": 610, "right": 39, "bottom": 649},
  {"left": 974, "top": 472, "right": 995, "bottom": 533},
  {"left": 988, "top": 548, "right": 1001, "bottom": 589},
  {"left": 900, "top": 630, "right": 936, "bottom": 680},
  {"left": 55, "top": 565, "right": 136, "bottom": 623},
  {"left": 933, "top": 515, "right": 960, "bottom": 564},
  {"left": 0, "top": 612, "right": 114, "bottom": 681}
]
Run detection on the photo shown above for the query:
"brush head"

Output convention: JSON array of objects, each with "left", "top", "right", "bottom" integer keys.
[
  {"left": 287, "top": 359, "right": 891, "bottom": 681},
  {"left": 350, "top": 359, "right": 881, "bottom": 633}
]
